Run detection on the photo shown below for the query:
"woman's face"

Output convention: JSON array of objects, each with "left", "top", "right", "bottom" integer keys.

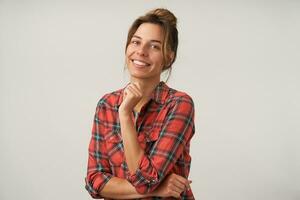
[{"left": 126, "top": 23, "right": 165, "bottom": 81}]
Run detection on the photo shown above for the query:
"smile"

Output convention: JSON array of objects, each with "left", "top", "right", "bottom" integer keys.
[{"left": 131, "top": 59, "right": 151, "bottom": 67}]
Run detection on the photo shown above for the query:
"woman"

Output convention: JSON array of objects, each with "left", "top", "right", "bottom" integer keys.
[{"left": 85, "top": 8, "right": 195, "bottom": 199}]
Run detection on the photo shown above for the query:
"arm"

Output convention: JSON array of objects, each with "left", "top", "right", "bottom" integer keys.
[
  {"left": 100, "top": 177, "right": 151, "bottom": 199},
  {"left": 119, "top": 112, "right": 144, "bottom": 173},
  {"left": 86, "top": 154, "right": 151, "bottom": 199},
  {"left": 85, "top": 104, "right": 113, "bottom": 198},
  {"left": 100, "top": 174, "right": 189, "bottom": 199},
  {"left": 85, "top": 98, "right": 159, "bottom": 198},
  {"left": 120, "top": 92, "right": 195, "bottom": 194}
]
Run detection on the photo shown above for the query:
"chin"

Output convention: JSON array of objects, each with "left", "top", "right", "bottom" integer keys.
[
  {"left": 130, "top": 73, "right": 149, "bottom": 79},
  {"left": 128, "top": 67, "right": 148, "bottom": 77}
]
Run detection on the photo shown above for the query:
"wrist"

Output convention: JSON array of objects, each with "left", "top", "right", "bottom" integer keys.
[
  {"left": 119, "top": 109, "right": 132, "bottom": 123},
  {"left": 119, "top": 110, "right": 131, "bottom": 119},
  {"left": 119, "top": 105, "right": 132, "bottom": 116}
]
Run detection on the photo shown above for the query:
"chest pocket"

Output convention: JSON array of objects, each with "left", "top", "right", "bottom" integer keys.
[{"left": 105, "top": 133, "right": 124, "bottom": 167}]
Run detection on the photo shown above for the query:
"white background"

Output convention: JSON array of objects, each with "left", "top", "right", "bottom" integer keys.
[{"left": 0, "top": 0, "right": 299, "bottom": 199}]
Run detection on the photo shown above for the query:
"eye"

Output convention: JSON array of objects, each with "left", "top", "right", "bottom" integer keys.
[
  {"left": 131, "top": 40, "right": 140, "bottom": 45},
  {"left": 150, "top": 44, "right": 161, "bottom": 50}
]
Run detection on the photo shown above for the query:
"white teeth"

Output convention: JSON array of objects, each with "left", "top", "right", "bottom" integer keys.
[{"left": 132, "top": 59, "right": 149, "bottom": 66}]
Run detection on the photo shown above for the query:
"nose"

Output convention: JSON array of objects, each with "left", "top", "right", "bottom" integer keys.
[{"left": 136, "top": 44, "right": 148, "bottom": 57}]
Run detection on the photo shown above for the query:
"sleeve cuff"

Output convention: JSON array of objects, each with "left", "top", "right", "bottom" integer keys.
[
  {"left": 85, "top": 173, "right": 113, "bottom": 198},
  {"left": 126, "top": 154, "right": 160, "bottom": 194}
]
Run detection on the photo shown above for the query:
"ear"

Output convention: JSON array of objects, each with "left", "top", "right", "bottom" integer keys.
[
  {"left": 162, "top": 51, "right": 175, "bottom": 71},
  {"left": 168, "top": 51, "right": 175, "bottom": 65},
  {"left": 165, "top": 51, "right": 175, "bottom": 67}
]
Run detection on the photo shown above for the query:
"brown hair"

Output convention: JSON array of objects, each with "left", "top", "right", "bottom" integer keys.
[{"left": 125, "top": 8, "right": 178, "bottom": 80}]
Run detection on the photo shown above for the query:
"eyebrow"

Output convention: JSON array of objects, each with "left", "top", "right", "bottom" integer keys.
[{"left": 132, "top": 35, "right": 162, "bottom": 44}]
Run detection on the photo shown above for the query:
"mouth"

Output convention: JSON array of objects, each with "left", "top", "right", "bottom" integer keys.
[{"left": 131, "top": 59, "right": 151, "bottom": 67}]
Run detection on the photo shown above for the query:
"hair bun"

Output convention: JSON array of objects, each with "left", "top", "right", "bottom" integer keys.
[{"left": 148, "top": 8, "right": 177, "bottom": 27}]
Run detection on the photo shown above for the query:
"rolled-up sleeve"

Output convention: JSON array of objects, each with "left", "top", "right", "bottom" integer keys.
[
  {"left": 85, "top": 103, "right": 113, "bottom": 198},
  {"left": 127, "top": 95, "right": 195, "bottom": 194}
]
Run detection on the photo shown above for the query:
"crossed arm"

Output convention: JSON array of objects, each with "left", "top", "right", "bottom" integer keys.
[{"left": 85, "top": 91, "right": 194, "bottom": 198}]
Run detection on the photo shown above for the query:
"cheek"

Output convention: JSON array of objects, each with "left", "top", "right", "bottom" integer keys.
[
  {"left": 125, "top": 48, "right": 132, "bottom": 63},
  {"left": 126, "top": 44, "right": 136, "bottom": 54},
  {"left": 152, "top": 53, "right": 164, "bottom": 65}
]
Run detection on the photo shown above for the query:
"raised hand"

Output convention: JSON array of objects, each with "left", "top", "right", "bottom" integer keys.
[{"left": 119, "top": 82, "right": 143, "bottom": 114}]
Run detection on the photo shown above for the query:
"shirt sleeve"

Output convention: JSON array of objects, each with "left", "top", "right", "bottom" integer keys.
[
  {"left": 127, "top": 95, "right": 195, "bottom": 194},
  {"left": 85, "top": 103, "right": 113, "bottom": 198}
]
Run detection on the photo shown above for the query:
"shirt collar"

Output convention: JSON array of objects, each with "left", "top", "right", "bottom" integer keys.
[{"left": 117, "top": 81, "right": 170, "bottom": 106}]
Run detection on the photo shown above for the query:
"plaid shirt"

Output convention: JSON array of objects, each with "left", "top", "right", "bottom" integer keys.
[{"left": 85, "top": 81, "right": 195, "bottom": 199}]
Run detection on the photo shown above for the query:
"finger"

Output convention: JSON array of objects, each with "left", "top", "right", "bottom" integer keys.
[
  {"left": 128, "top": 84, "right": 142, "bottom": 97},
  {"left": 130, "top": 82, "right": 143, "bottom": 96},
  {"left": 126, "top": 85, "right": 139, "bottom": 97},
  {"left": 170, "top": 190, "right": 181, "bottom": 198},
  {"left": 170, "top": 178, "right": 186, "bottom": 192},
  {"left": 127, "top": 84, "right": 139, "bottom": 96},
  {"left": 131, "top": 82, "right": 142, "bottom": 91},
  {"left": 173, "top": 175, "right": 191, "bottom": 190},
  {"left": 169, "top": 182, "right": 183, "bottom": 193},
  {"left": 123, "top": 87, "right": 132, "bottom": 98}
]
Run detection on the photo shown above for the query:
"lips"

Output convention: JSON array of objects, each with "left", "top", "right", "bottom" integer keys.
[{"left": 131, "top": 59, "right": 151, "bottom": 67}]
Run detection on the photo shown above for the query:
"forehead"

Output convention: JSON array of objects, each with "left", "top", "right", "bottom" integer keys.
[{"left": 133, "top": 23, "right": 164, "bottom": 42}]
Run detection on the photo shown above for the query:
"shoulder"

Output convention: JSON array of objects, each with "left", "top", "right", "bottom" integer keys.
[
  {"left": 167, "top": 87, "right": 194, "bottom": 108},
  {"left": 163, "top": 86, "right": 195, "bottom": 124},
  {"left": 96, "top": 88, "right": 123, "bottom": 109}
]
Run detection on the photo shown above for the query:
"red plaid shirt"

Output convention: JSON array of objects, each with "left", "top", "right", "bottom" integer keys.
[{"left": 85, "top": 81, "right": 195, "bottom": 199}]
